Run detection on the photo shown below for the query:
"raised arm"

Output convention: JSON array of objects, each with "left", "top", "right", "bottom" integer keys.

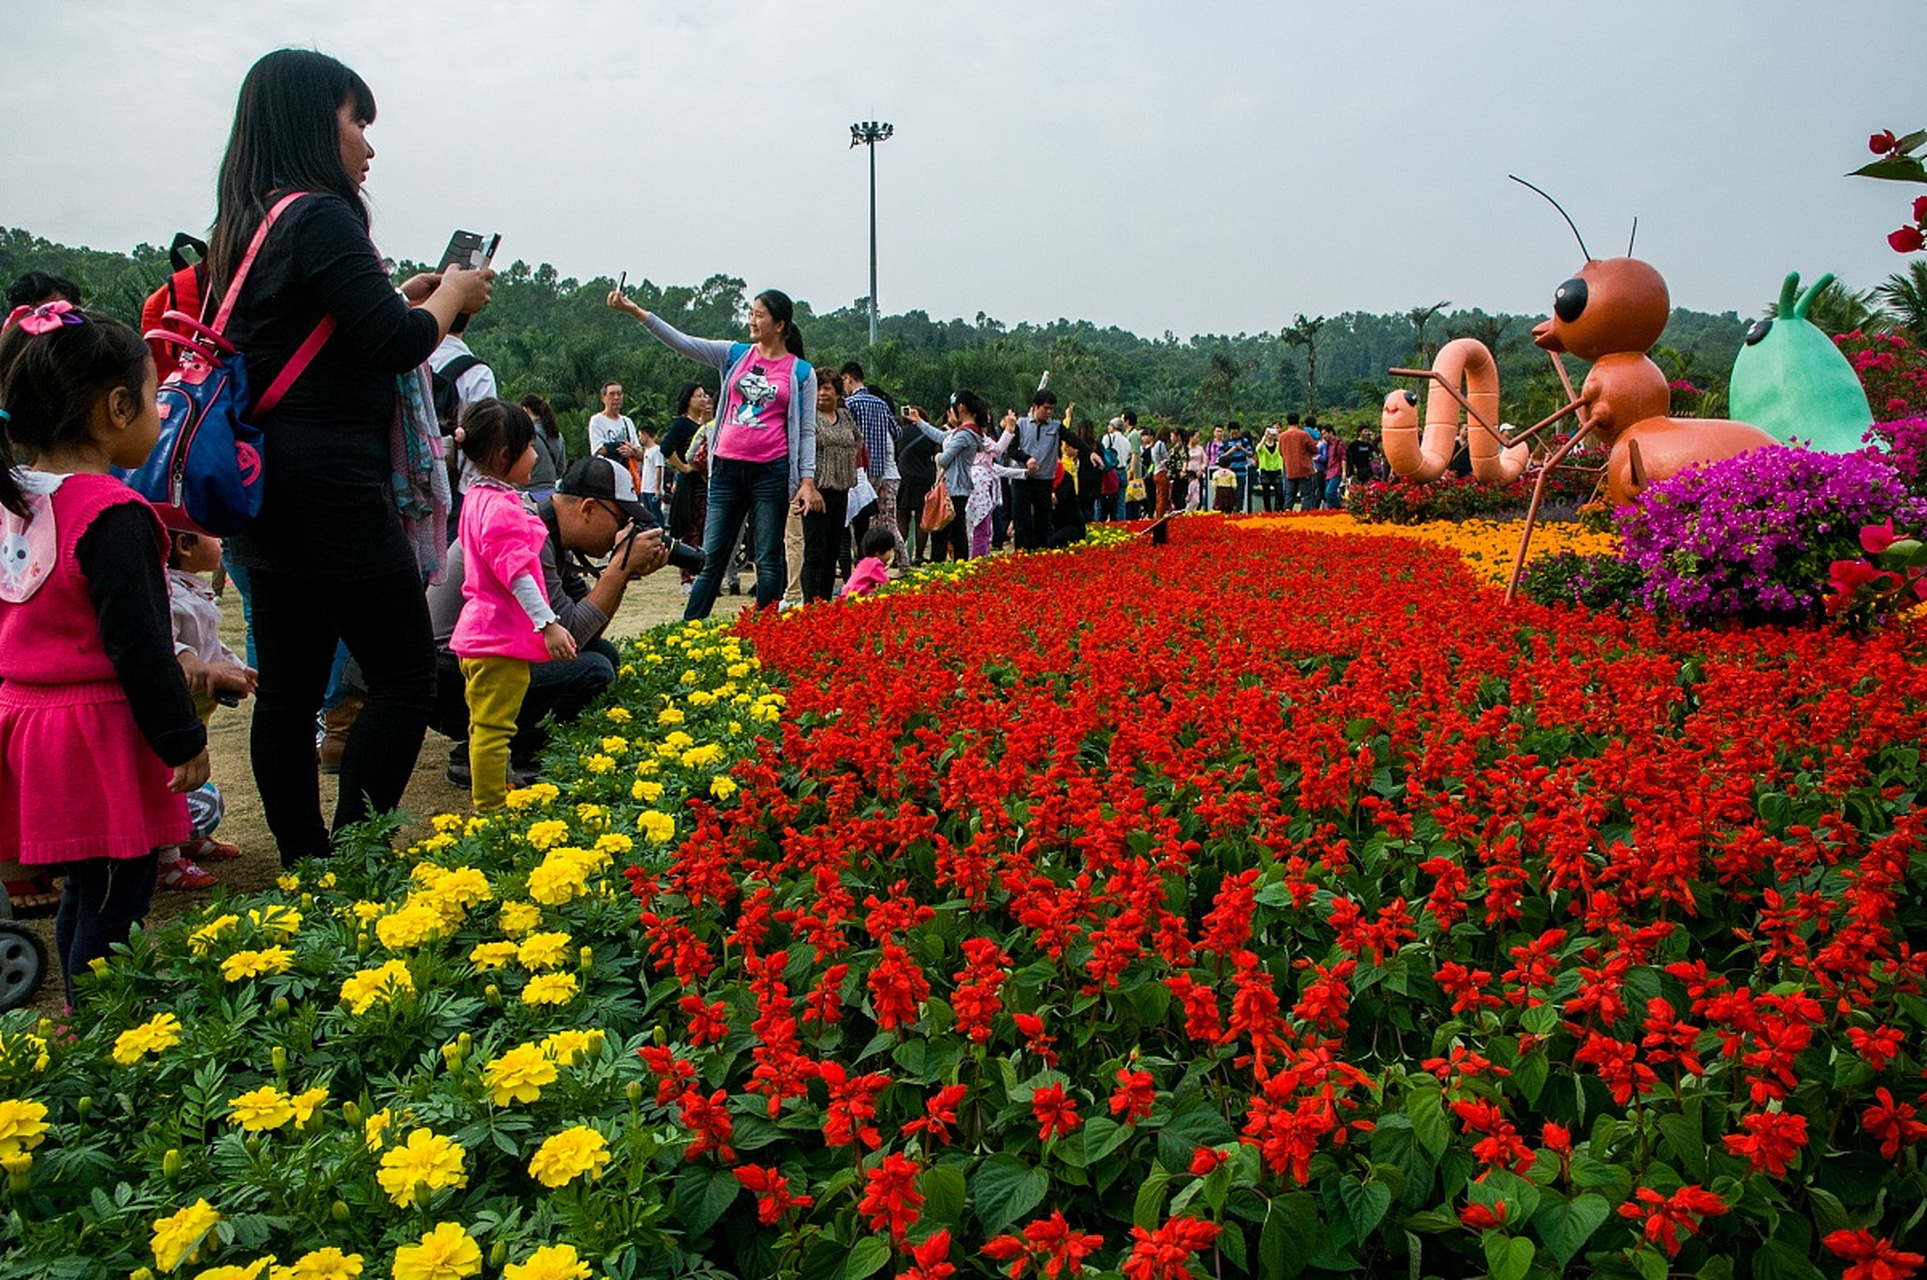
[{"left": 606, "top": 291, "right": 735, "bottom": 369}]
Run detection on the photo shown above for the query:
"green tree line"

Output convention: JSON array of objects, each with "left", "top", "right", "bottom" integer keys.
[{"left": 17, "top": 222, "right": 1910, "bottom": 452}]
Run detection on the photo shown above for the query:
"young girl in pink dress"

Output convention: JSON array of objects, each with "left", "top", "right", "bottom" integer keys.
[
  {"left": 450, "top": 399, "right": 575, "bottom": 812},
  {"left": 0, "top": 305, "right": 210, "bottom": 1004}
]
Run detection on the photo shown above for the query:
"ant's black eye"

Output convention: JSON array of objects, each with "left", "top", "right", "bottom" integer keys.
[
  {"left": 1402, "top": 391, "right": 1418, "bottom": 406},
  {"left": 1553, "top": 277, "right": 1588, "bottom": 324},
  {"left": 1745, "top": 317, "right": 1772, "bottom": 346}
]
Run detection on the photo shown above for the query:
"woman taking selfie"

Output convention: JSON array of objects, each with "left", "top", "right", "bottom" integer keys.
[
  {"left": 606, "top": 288, "right": 821, "bottom": 618},
  {"left": 213, "top": 48, "right": 493, "bottom": 863}
]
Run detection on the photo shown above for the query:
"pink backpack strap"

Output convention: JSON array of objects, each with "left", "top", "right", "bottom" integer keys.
[{"left": 209, "top": 190, "right": 337, "bottom": 421}]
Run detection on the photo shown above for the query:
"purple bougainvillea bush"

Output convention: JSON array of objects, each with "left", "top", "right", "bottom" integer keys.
[{"left": 1616, "top": 445, "right": 1925, "bottom": 627}]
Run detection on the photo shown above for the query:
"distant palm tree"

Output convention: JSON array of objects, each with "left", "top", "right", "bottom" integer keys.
[
  {"left": 1281, "top": 313, "right": 1328, "bottom": 410},
  {"left": 1406, "top": 300, "right": 1451, "bottom": 363},
  {"left": 1875, "top": 261, "right": 1927, "bottom": 343}
]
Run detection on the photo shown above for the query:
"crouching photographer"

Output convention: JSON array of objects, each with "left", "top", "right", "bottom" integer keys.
[{"left": 427, "top": 456, "right": 687, "bottom": 786}]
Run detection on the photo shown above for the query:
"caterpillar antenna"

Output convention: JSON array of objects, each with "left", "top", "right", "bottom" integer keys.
[{"left": 1508, "top": 174, "right": 1593, "bottom": 262}]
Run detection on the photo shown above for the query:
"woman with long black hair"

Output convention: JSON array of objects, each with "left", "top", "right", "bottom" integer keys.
[
  {"left": 660, "top": 380, "right": 713, "bottom": 593},
  {"left": 606, "top": 288, "right": 820, "bottom": 618},
  {"left": 212, "top": 48, "right": 493, "bottom": 864}
]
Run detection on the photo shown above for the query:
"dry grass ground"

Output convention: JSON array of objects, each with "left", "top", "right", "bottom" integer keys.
[{"left": 11, "top": 563, "right": 697, "bottom": 1013}]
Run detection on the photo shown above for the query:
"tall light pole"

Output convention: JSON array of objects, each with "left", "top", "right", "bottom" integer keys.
[{"left": 849, "top": 120, "right": 893, "bottom": 347}]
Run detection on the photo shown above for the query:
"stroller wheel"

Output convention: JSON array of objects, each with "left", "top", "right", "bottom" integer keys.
[{"left": 0, "top": 922, "right": 47, "bottom": 1013}]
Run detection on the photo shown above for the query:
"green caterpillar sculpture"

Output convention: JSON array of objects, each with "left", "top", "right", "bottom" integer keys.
[{"left": 1728, "top": 271, "right": 1874, "bottom": 454}]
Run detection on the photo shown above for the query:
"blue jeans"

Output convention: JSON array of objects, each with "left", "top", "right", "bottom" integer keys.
[
  {"left": 221, "top": 549, "right": 258, "bottom": 669},
  {"left": 687, "top": 456, "right": 789, "bottom": 619},
  {"left": 1324, "top": 476, "right": 1344, "bottom": 508}
]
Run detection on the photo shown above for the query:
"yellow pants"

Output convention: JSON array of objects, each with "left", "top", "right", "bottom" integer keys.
[{"left": 460, "top": 655, "right": 531, "bottom": 813}]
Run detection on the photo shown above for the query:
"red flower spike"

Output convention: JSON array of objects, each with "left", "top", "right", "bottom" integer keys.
[
  {"left": 1892, "top": 226, "right": 1926, "bottom": 254},
  {"left": 1871, "top": 130, "right": 1899, "bottom": 155},
  {"left": 1824, "top": 1228, "right": 1925, "bottom": 1280}
]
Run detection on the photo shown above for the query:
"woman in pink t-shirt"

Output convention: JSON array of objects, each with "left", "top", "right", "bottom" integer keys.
[{"left": 608, "top": 288, "right": 821, "bottom": 619}]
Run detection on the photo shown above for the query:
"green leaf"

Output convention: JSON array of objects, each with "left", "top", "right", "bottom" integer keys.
[
  {"left": 1805, "top": 1187, "right": 1851, "bottom": 1241},
  {"left": 1133, "top": 1167, "right": 1173, "bottom": 1231},
  {"left": 1634, "top": 1246, "right": 1670, "bottom": 1280},
  {"left": 844, "top": 1236, "right": 892, "bottom": 1280},
  {"left": 1483, "top": 1234, "right": 1535, "bottom": 1280},
  {"left": 1752, "top": 1237, "right": 1826, "bottom": 1280},
  {"left": 1530, "top": 1193, "right": 1610, "bottom": 1267},
  {"left": 973, "top": 1154, "right": 1049, "bottom": 1236},
  {"left": 1218, "top": 1220, "right": 1248, "bottom": 1271},
  {"left": 1848, "top": 157, "right": 1927, "bottom": 183},
  {"left": 1157, "top": 1102, "right": 1236, "bottom": 1172},
  {"left": 673, "top": 1166, "right": 740, "bottom": 1236},
  {"left": 1258, "top": 1192, "right": 1317, "bottom": 1280},
  {"left": 1406, "top": 1084, "right": 1450, "bottom": 1159},
  {"left": 921, "top": 1164, "right": 967, "bottom": 1226},
  {"left": 1511, "top": 1052, "right": 1548, "bottom": 1107},
  {"left": 1657, "top": 1113, "right": 1708, "bottom": 1183},
  {"left": 1338, "top": 1176, "right": 1391, "bottom": 1241},
  {"left": 1082, "top": 1116, "right": 1133, "bottom": 1166}
]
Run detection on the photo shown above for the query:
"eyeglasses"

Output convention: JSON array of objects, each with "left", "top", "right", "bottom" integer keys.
[{"left": 596, "top": 499, "right": 627, "bottom": 527}]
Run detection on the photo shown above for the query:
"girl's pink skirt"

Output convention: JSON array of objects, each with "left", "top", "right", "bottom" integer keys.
[{"left": 0, "top": 680, "right": 190, "bottom": 866}]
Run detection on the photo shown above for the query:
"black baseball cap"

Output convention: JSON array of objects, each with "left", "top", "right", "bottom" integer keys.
[{"left": 557, "top": 457, "right": 651, "bottom": 527}]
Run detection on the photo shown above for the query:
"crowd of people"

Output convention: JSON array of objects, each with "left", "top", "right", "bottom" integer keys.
[{"left": 0, "top": 45, "right": 1392, "bottom": 1006}]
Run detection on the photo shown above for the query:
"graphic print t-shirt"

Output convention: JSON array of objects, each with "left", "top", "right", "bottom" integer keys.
[{"left": 716, "top": 353, "right": 794, "bottom": 464}]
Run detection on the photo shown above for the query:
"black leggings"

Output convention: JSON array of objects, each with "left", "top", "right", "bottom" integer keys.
[
  {"left": 248, "top": 565, "right": 437, "bottom": 865},
  {"left": 54, "top": 852, "right": 158, "bottom": 1007},
  {"left": 932, "top": 494, "right": 970, "bottom": 562},
  {"left": 802, "top": 488, "right": 851, "bottom": 603}
]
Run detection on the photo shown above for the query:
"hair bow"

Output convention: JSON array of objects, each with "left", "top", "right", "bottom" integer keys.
[{"left": 5, "top": 301, "right": 85, "bottom": 335}]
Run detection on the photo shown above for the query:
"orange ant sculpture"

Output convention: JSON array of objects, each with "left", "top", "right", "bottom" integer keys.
[{"left": 1383, "top": 177, "right": 1779, "bottom": 600}]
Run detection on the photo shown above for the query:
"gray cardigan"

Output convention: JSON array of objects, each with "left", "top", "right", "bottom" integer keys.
[
  {"left": 917, "top": 419, "right": 981, "bottom": 497},
  {"left": 640, "top": 312, "right": 818, "bottom": 495}
]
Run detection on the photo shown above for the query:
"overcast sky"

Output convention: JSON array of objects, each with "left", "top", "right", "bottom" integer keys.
[{"left": 5, "top": 1, "right": 1920, "bottom": 338}]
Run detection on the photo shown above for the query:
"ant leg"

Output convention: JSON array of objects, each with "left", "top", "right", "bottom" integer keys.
[{"left": 1505, "top": 424, "right": 1597, "bottom": 605}]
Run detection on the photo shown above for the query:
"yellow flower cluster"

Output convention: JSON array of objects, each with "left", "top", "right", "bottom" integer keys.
[
  {"left": 481, "top": 1029, "right": 606, "bottom": 1106},
  {"left": 112, "top": 1013, "right": 183, "bottom": 1066},
  {"left": 227, "top": 1084, "right": 327, "bottom": 1132},
  {"left": 375, "top": 1128, "right": 467, "bottom": 1207},
  {"left": 0, "top": 1098, "right": 49, "bottom": 1173},
  {"left": 392, "top": 1222, "right": 479, "bottom": 1280},
  {"left": 0, "top": 1029, "right": 50, "bottom": 1089},
  {"left": 521, "top": 972, "right": 580, "bottom": 1007},
  {"left": 187, "top": 914, "right": 239, "bottom": 957},
  {"left": 1256, "top": 513, "right": 1619, "bottom": 588},
  {"left": 151, "top": 1198, "right": 221, "bottom": 1273},
  {"left": 525, "top": 843, "right": 610, "bottom": 907},
  {"left": 271, "top": 1247, "right": 364, "bottom": 1280},
  {"left": 247, "top": 904, "right": 303, "bottom": 939},
  {"left": 526, "top": 1126, "right": 610, "bottom": 1189},
  {"left": 339, "top": 959, "right": 415, "bottom": 1015},
  {"left": 503, "top": 1243, "right": 593, "bottom": 1280},
  {"left": 220, "top": 947, "right": 293, "bottom": 983}
]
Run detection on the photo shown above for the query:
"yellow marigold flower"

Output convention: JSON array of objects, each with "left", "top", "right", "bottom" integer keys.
[
  {"left": 468, "top": 941, "right": 517, "bottom": 971},
  {"left": 750, "top": 702, "right": 781, "bottom": 724},
  {"left": 221, "top": 947, "right": 294, "bottom": 983},
  {"left": 656, "top": 706, "right": 685, "bottom": 726},
  {"left": 640, "top": 655, "right": 660, "bottom": 667},
  {"left": 502, "top": 1244, "right": 591, "bottom": 1280},
  {"left": 726, "top": 662, "right": 751, "bottom": 679},
  {"left": 728, "top": 721, "right": 743, "bottom": 735},
  {"left": 339, "top": 960, "right": 415, "bottom": 1015},
  {"left": 521, "top": 972, "right": 579, "bottom": 1007},
  {"left": 526, "top": 1126, "right": 611, "bottom": 1189},
  {"left": 524, "top": 863, "right": 584, "bottom": 908},
  {"left": 228, "top": 1086, "right": 295, "bottom": 1132},
  {"left": 524, "top": 820, "right": 569, "bottom": 851},
  {"left": 188, "top": 915, "right": 240, "bottom": 956},
  {"left": 679, "top": 744, "right": 724, "bottom": 770},
  {"left": 663, "top": 730, "right": 694, "bottom": 750},
  {"left": 584, "top": 754, "right": 615, "bottom": 775},
  {"left": 541, "top": 1029, "right": 604, "bottom": 1066},
  {"left": 483, "top": 1043, "right": 557, "bottom": 1106},
  {"left": 152, "top": 1198, "right": 221, "bottom": 1273},
  {"left": 0, "top": 1099, "right": 49, "bottom": 1159},
  {"left": 709, "top": 776, "right": 737, "bottom": 801},
  {"left": 685, "top": 690, "right": 716, "bottom": 708},
  {"left": 630, "top": 779, "right": 664, "bottom": 803},
  {"left": 275, "top": 873, "right": 301, "bottom": 893},
  {"left": 318, "top": 872, "right": 337, "bottom": 889},
  {"left": 376, "top": 1129, "right": 467, "bottom": 1207},
  {"left": 289, "top": 1086, "right": 329, "bottom": 1127},
  {"left": 516, "top": 931, "right": 572, "bottom": 971},
  {"left": 390, "top": 1222, "right": 480, "bottom": 1280},
  {"left": 375, "top": 902, "right": 444, "bottom": 950},
  {"left": 247, "top": 905, "right": 303, "bottom": 938},
  {"left": 435, "top": 867, "right": 491, "bottom": 907},
  {"left": 0, "top": 1030, "right": 50, "bottom": 1080},
  {"left": 419, "top": 832, "right": 457, "bottom": 853},
  {"left": 679, "top": 670, "right": 699, "bottom": 686},
  {"left": 113, "top": 1012, "right": 184, "bottom": 1066},
  {"left": 189, "top": 1260, "right": 271, "bottom": 1280},
  {"left": 498, "top": 902, "right": 542, "bottom": 937},
  {"left": 364, "top": 1109, "right": 392, "bottom": 1152},
  {"left": 346, "top": 901, "right": 383, "bottom": 925},
  {"left": 714, "top": 682, "right": 737, "bottom": 698},
  {"left": 593, "top": 832, "right": 633, "bottom": 856},
  {"left": 636, "top": 811, "right": 676, "bottom": 844},
  {"left": 603, "top": 706, "right": 631, "bottom": 724},
  {"left": 633, "top": 757, "right": 660, "bottom": 776},
  {"left": 431, "top": 813, "right": 464, "bottom": 834},
  {"left": 276, "top": 1247, "right": 363, "bottom": 1280},
  {"left": 574, "top": 804, "right": 606, "bottom": 829},
  {"left": 600, "top": 735, "right": 631, "bottom": 754}
]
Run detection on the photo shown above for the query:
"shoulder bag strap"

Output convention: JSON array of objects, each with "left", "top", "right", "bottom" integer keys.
[{"left": 213, "top": 191, "right": 339, "bottom": 419}]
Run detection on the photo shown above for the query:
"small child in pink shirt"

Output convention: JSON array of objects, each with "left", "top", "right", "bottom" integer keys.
[
  {"left": 450, "top": 400, "right": 575, "bottom": 811},
  {"left": 840, "top": 526, "right": 898, "bottom": 599}
]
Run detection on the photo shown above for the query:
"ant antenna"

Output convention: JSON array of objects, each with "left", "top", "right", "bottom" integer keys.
[
  {"left": 1627, "top": 216, "right": 1638, "bottom": 257},
  {"left": 1508, "top": 174, "right": 1593, "bottom": 261}
]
